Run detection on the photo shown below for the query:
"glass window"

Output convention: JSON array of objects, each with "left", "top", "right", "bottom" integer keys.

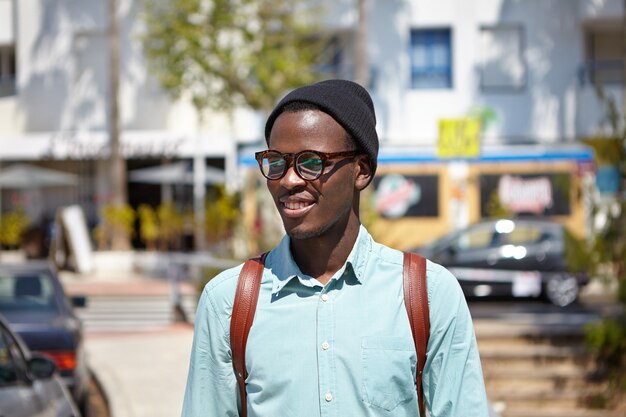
[
  {"left": 0, "top": 44, "right": 16, "bottom": 96},
  {"left": 479, "top": 25, "right": 526, "bottom": 91},
  {"left": 456, "top": 226, "right": 494, "bottom": 250},
  {"left": 502, "top": 226, "right": 542, "bottom": 245},
  {"left": 584, "top": 27, "right": 624, "bottom": 85},
  {"left": 410, "top": 28, "right": 452, "bottom": 89},
  {"left": 0, "top": 329, "right": 22, "bottom": 385},
  {"left": 0, "top": 273, "right": 59, "bottom": 313}
]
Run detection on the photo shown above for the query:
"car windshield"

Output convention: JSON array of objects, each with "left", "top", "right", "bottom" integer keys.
[{"left": 0, "top": 272, "right": 60, "bottom": 313}]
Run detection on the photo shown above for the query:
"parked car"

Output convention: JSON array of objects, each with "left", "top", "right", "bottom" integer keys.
[
  {"left": 0, "top": 261, "right": 88, "bottom": 412},
  {"left": 0, "top": 313, "right": 80, "bottom": 417},
  {"left": 413, "top": 218, "right": 590, "bottom": 307}
]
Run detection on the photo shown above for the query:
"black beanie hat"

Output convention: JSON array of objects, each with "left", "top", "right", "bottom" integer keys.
[{"left": 264, "top": 79, "right": 379, "bottom": 178}]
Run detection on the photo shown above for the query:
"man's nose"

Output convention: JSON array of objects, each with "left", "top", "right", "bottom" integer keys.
[{"left": 280, "top": 164, "right": 306, "bottom": 188}]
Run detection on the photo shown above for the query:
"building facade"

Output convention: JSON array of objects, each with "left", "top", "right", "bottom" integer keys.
[{"left": 0, "top": 0, "right": 623, "bottom": 248}]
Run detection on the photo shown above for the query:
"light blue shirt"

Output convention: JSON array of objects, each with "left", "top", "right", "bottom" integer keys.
[{"left": 182, "top": 226, "right": 489, "bottom": 417}]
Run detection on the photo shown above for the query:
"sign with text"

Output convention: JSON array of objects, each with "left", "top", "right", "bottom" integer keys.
[
  {"left": 372, "top": 174, "right": 439, "bottom": 218},
  {"left": 479, "top": 173, "right": 571, "bottom": 216},
  {"left": 437, "top": 118, "right": 481, "bottom": 158}
]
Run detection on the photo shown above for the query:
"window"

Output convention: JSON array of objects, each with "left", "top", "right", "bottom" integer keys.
[
  {"left": 409, "top": 28, "right": 452, "bottom": 89},
  {"left": 584, "top": 26, "right": 624, "bottom": 85},
  {"left": 0, "top": 0, "right": 16, "bottom": 96},
  {"left": 456, "top": 226, "right": 494, "bottom": 250},
  {"left": 479, "top": 25, "right": 525, "bottom": 91},
  {"left": 0, "top": 328, "right": 24, "bottom": 385},
  {"left": 317, "top": 33, "right": 348, "bottom": 79}
]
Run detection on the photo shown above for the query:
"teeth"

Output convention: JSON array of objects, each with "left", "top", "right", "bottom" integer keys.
[{"left": 284, "top": 201, "right": 312, "bottom": 210}]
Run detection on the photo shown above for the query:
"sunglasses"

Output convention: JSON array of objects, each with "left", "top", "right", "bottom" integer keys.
[{"left": 254, "top": 149, "right": 362, "bottom": 181}]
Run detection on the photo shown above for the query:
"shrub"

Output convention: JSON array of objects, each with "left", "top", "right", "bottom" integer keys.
[{"left": 0, "top": 210, "right": 30, "bottom": 248}]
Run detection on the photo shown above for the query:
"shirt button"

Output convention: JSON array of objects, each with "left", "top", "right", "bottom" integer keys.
[
  {"left": 321, "top": 294, "right": 329, "bottom": 302},
  {"left": 325, "top": 392, "right": 333, "bottom": 402},
  {"left": 321, "top": 341, "right": 330, "bottom": 350}
]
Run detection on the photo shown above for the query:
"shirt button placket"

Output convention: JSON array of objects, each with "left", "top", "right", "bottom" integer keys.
[{"left": 318, "top": 290, "right": 336, "bottom": 417}]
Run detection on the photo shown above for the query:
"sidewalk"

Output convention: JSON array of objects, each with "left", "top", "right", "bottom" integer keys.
[
  {"left": 86, "top": 325, "right": 193, "bottom": 417},
  {"left": 61, "top": 270, "right": 198, "bottom": 417}
]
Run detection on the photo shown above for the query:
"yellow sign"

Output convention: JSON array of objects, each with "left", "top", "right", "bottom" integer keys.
[{"left": 437, "top": 118, "right": 481, "bottom": 158}]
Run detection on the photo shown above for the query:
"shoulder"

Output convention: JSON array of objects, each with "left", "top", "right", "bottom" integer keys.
[
  {"left": 199, "top": 263, "right": 245, "bottom": 312},
  {"left": 370, "top": 240, "right": 463, "bottom": 305},
  {"left": 425, "top": 260, "right": 463, "bottom": 301}
]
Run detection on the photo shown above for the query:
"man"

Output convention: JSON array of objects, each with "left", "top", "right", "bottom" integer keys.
[{"left": 182, "top": 79, "right": 489, "bottom": 416}]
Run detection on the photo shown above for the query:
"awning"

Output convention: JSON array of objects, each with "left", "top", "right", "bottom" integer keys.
[
  {"left": 0, "top": 163, "right": 78, "bottom": 188},
  {"left": 129, "top": 162, "right": 225, "bottom": 185}
]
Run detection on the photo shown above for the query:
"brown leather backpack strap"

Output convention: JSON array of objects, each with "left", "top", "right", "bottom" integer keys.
[
  {"left": 403, "top": 252, "right": 429, "bottom": 417},
  {"left": 230, "top": 253, "right": 267, "bottom": 417}
]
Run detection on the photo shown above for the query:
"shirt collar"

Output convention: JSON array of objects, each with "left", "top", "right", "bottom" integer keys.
[{"left": 269, "top": 225, "right": 372, "bottom": 296}]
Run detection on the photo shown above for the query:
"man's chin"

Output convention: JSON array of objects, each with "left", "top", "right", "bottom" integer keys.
[{"left": 286, "top": 226, "right": 325, "bottom": 241}]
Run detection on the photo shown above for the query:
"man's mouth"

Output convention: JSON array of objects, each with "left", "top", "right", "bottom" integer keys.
[
  {"left": 284, "top": 201, "right": 312, "bottom": 210},
  {"left": 281, "top": 200, "right": 315, "bottom": 217}
]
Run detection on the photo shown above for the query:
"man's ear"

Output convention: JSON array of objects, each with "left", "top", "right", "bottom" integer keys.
[{"left": 354, "top": 155, "right": 373, "bottom": 191}]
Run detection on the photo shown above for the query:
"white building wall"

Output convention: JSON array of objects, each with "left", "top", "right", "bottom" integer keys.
[
  {"left": 0, "top": 0, "right": 261, "bottom": 161},
  {"left": 362, "top": 0, "right": 623, "bottom": 145},
  {"left": 0, "top": 0, "right": 623, "bottom": 151}
]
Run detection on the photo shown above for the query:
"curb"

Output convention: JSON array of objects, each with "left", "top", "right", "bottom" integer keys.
[{"left": 87, "top": 368, "right": 112, "bottom": 417}]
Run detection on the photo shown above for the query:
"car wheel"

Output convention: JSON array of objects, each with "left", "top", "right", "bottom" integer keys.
[{"left": 545, "top": 274, "right": 579, "bottom": 307}]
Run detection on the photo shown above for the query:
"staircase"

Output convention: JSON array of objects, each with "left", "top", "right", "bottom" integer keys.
[
  {"left": 75, "top": 293, "right": 198, "bottom": 332},
  {"left": 65, "top": 278, "right": 199, "bottom": 333},
  {"left": 475, "top": 319, "right": 621, "bottom": 417}
]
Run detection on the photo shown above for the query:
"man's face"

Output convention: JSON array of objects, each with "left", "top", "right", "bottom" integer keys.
[{"left": 266, "top": 109, "right": 367, "bottom": 240}]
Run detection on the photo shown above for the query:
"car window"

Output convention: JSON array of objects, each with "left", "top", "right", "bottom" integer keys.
[
  {"left": 0, "top": 327, "right": 27, "bottom": 385},
  {"left": 456, "top": 226, "right": 495, "bottom": 250},
  {"left": 0, "top": 273, "right": 59, "bottom": 313},
  {"left": 501, "top": 225, "right": 543, "bottom": 245}
]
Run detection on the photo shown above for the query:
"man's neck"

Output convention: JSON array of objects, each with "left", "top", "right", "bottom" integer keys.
[{"left": 290, "top": 220, "right": 361, "bottom": 285}]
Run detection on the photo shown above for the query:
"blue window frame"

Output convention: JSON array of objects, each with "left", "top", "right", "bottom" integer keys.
[{"left": 410, "top": 28, "right": 452, "bottom": 89}]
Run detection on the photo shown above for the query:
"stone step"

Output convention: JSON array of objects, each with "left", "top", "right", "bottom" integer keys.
[
  {"left": 484, "top": 367, "right": 595, "bottom": 392},
  {"left": 479, "top": 344, "right": 587, "bottom": 360},
  {"left": 478, "top": 338, "right": 586, "bottom": 351},
  {"left": 501, "top": 409, "right": 624, "bottom": 417},
  {"left": 488, "top": 387, "right": 605, "bottom": 411},
  {"left": 75, "top": 293, "right": 198, "bottom": 332},
  {"left": 474, "top": 321, "right": 588, "bottom": 339}
]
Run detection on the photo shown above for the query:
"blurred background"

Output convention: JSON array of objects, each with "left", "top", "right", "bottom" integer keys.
[{"left": 0, "top": 1, "right": 625, "bottom": 417}]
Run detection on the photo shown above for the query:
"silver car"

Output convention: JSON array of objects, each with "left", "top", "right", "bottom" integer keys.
[{"left": 0, "top": 313, "right": 80, "bottom": 417}]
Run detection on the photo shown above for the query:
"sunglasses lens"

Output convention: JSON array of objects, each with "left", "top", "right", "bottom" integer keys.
[
  {"left": 296, "top": 152, "right": 324, "bottom": 180},
  {"left": 261, "top": 152, "right": 287, "bottom": 179}
]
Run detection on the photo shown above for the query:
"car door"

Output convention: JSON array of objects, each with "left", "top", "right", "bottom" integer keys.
[{"left": 0, "top": 324, "right": 52, "bottom": 417}]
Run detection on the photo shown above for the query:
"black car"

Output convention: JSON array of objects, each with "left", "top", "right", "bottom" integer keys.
[
  {"left": 0, "top": 313, "right": 80, "bottom": 417},
  {"left": 414, "top": 218, "right": 589, "bottom": 307},
  {"left": 0, "top": 261, "right": 88, "bottom": 411}
]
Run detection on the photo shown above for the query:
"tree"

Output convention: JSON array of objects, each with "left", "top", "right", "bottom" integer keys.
[
  {"left": 141, "top": 0, "right": 325, "bottom": 112},
  {"left": 141, "top": 0, "right": 326, "bottom": 251},
  {"left": 580, "top": 44, "right": 626, "bottom": 407}
]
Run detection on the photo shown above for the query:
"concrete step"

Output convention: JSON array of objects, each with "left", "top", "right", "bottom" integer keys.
[
  {"left": 474, "top": 321, "right": 588, "bottom": 339},
  {"left": 484, "top": 367, "right": 595, "bottom": 392},
  {"left": 479, "top": 344, "right": 587, "bottom": 360},
  {"left": 488, "top": 387, "right": 605, "bottom": 411},
  {"left": 501, "top": 408, "right": 625, "bottom": 417},
  {"left": 75, "top": 293, "right": 198, "bottom": 332}
]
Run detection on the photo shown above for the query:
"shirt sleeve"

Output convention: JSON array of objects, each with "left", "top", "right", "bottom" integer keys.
[
  {"left": 181, "top": 286, "right": 240, "bottom": 417},
  {"left": 423, "top": 264, "right": 490, "bottom": 417}
]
